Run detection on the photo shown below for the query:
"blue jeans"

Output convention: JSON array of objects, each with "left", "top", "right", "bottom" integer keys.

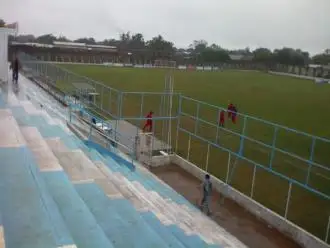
[
  {"left": 200, "top": 194, "right": 211, "bottom": 214},
  {"left": 12, "top": 70, "right": 18, "bottom": 82}
]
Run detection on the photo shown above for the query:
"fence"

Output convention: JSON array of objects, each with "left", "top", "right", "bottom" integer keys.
[{"left": 18, "top": 53, "right": 330, "bottom": 243}]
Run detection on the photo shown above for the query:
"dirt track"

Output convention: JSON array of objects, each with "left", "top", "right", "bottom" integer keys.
[{"left": 150, "top": 164, "right": 302, "bottom": 248}]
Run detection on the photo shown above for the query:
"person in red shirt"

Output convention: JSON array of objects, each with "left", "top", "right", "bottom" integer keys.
[
  {"left": 227, "top": 102, "right": 234, "bottom": 118},
  {"left": 232, "top": 105, "right": 238, "bottom": 124},
  {"left": 143, "top": 111, "right": 153, "bottom": 132},
  {"left": 219, "top": 110, "right": 225, "bottom": 127}
]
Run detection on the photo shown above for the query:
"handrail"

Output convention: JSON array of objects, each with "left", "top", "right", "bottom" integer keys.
[{"left": 178, "top": 127, "right": 330, "bottom": 200}]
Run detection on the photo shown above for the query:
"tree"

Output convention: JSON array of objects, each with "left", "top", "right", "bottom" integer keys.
[
  {"left": 100, "top": 38, "right": 119, "bottom": 46},
  {"left": 253, "top": 48, "right": 273, "bottom": 63},
  {"left": 312, "top": 53, "right": 330, "bottom": 65},
  {"left": 57, "top": 36, "right": 70, "bottom": 42},
  {"left": 200, "top": 48, "right": 230, "bottom": 64},
  {"left": 118, "top": 32, "right": 131, "bottom": 50},
  {"left": 146, "top": 35, "right": 175, "bottom": 59},
  {"left": 36, "top": 34, "right": 57, "bottom": 44},
  {"left": 273, "top": 48, "right": 309, "bottom": 66},
  {"left": 74, "top": 37, "right": 96, "bottom": 44},
  {"left": 130, "top": 33, "right": 145, "bottom": 50},
  {"left": 190, "top": 40, "right": 208, "bottom": 53}
]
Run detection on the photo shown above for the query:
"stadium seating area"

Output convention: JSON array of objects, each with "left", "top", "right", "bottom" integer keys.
[{"left": 0, "top": 78, "right": 247, "bottom": 248}]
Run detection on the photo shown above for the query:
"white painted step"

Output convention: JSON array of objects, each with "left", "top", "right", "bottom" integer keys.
[
  {"left": 0, "top": 109, "right": 26, "bottom": 148},
  {"left": 22, "top": 127, "right": 113, "bottom": 248}
]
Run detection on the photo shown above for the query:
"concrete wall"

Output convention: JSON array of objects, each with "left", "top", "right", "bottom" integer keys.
[
  {"left": 269, "top": 71, "right": 330, "bottom": 82},
  {"left": 151, "top": 154, "right": 173, "bottom": 167},
  {"left": 172, "top": 155, "right": 330, "bottom": 248}
]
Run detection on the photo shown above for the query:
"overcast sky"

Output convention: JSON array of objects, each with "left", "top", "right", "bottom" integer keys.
[{"left": 1, "top": 0, "right": 329, "bottom": 54}]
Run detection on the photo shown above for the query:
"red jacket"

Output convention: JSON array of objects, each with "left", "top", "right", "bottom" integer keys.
[
  {"left": 146, "top": 112, "right": 153, "bottom": 122},
  {"left": 220, "top": 111, "right": 225, "bottom": 121},
  {"left": 228, "top": 103, "right": 234, "bottom": 112}
]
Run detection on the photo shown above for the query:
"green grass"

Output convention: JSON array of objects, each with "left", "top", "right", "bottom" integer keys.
[{"left": 57, "top": 64, "right": 330, "bottom": 241}]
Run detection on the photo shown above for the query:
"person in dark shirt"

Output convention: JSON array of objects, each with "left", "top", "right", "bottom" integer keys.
[
  {"left": 200, "top": 174, "right": 212, "bottom": 215},
  {"left": 10, "top": 56, "right": 20, "bottom": 84}
]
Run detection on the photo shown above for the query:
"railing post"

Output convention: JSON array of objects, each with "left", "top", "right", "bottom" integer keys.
[
  {"left": 306, "top": 137, "right": 316, "bottom": 185},
  {"left": 194, "top": 102, "right": 200, "bottom": 134},
  {"left": 269, "top": 126, "right": 278, "bottom": 169},
  {"left": 325, "top": 215, "right": 330, "bottom": 243},
  {"left": 69, "top": 104, "right": 72, "bottom": 123},
  {"left": 140, "top": 93, "right": 144, "bottom": 125},
  {"left": 250, "top": 164, "right": 257, "bottom": 198},
  {"left": 284, "top": 182, "right": 292, "bottom": 219},
  {"left": 238, "top": 116, "right": 247, "bottom": 156},
  {"left": 215, "top": 108, "right": 220, "bottom": 143},
  {"left": 109, "top": 89, "right": 112, "bottom": 112},
  {"left": 225, "top": 152, "right": 231, "bottom": 184},
  {"left": 205, "top": 143, "right": 210, "bottom": 172},
  {"left": 175, "top": 95, "right": 182, "bottom": 153},
  {"left": 100, "top": 86, "right": 104, "bottom": 110},
  {"left": 88, "top": 117, "right": 93, "bottom": 142},
  {"left": 114, "top": 91, "right": 123, "bottom": 142},
  {"left": 187, "top": 134, "right": 191, "bottom": 161}
]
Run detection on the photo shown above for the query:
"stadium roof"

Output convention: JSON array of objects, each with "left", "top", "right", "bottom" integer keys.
[
  {"left": 10, "top": 41, "right": 117, "bottom": 52},
  {"left": 53, "top": 41, "right": 86, "bottom": 47}
]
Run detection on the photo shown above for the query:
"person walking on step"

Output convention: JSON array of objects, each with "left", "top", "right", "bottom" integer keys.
[
  {"left": 200, "top": 174, "right": 212, "bottom": 215},
  {"left": 10, "top": 55, "right": 20, "bottom": 85}
]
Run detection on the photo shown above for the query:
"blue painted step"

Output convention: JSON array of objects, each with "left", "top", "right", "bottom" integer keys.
[
  {"left": 76, "top": 182, "right": 169, "bottom": 248},
  {"left": 141, "top": 212, "right": 186, "bottom": 248},
  {"left": 85, "top": 140, "right": 194, "bottom": 207},
  {"left": 10, "top": 106, "right": 187, "bottom": 207},
  {"left": 42, "top": 171, "right": 114, "bottom": 248},
  {"left": 10, "top": 105, "right": 196, "bottom": 212},
  {"left": 99, "top": 150, "right": 194, "bottom": 207},
  {"left": 0, "top": 147, "right": 57, "bottom": 248},
  {"left": 26, "top": 147, "right": 76, "bottom": 248},
  {"left": 169, "top": 225, "right": 211, "bottom": 248}
]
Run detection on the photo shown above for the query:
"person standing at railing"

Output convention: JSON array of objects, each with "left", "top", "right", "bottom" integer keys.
[
  {"left": 199, "top": 174, "right": 212, "bottom": 216},
  {"left": 142, "top": 111, "right": 153, "bottom": 132},
  {"left": 227, "top": 101, "right": 234, "bottom": 118},
  {"left": 232, "top": 105, "right": 238, "bottom": 124},
  {"left": 219, "top": 110, "right": 225, "bottom": 127}
]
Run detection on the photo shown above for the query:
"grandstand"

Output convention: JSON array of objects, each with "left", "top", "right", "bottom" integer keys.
[
  {"left": 0, "top": 60, "right": 255, "bottom": 248},
  {"left": 0, "top": 25, "right": 252, "bottom": 248}
]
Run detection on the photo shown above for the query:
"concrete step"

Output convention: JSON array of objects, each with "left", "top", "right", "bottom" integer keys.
[
  {"left": 95, "top": 161, "right": 187, "bottom": 248},
  {"left": 20, "top": 126, "right": 77, "bottom": 248},
  {"left": 43, "top": 139, "right": 114, "bottom": 248},
  {"left": 0, "top": 205, "right": 5, "bottom": 248},
  {"left": 106, "top": 172, "right": 215, "bottom": 248},
  {"left": 97, "top": 150, "right": 237, "bottom": 246},
  {"left": 0, "top": 109, "right": 57, "bottom": 248},
  {"left": 47, "top": 137, "right": 170, "bottom": 248}
]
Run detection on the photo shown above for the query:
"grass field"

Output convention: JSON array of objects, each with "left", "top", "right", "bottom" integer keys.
[{"left": 57, "top": 64, "right": 330, "bottom": 241}]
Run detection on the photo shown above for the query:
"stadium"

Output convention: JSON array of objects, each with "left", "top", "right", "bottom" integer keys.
[{"left": 0, "top": 19, "right": 330, "bottom": 248}]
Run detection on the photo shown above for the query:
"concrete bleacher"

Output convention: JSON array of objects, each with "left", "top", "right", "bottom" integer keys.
[{"left": 0, "top": 83, "right": 247, "bottom": 247}]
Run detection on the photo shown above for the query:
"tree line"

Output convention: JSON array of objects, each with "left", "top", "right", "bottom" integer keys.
[{"left": 1, "top": 18, "right": 330, "bottom": 66}]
